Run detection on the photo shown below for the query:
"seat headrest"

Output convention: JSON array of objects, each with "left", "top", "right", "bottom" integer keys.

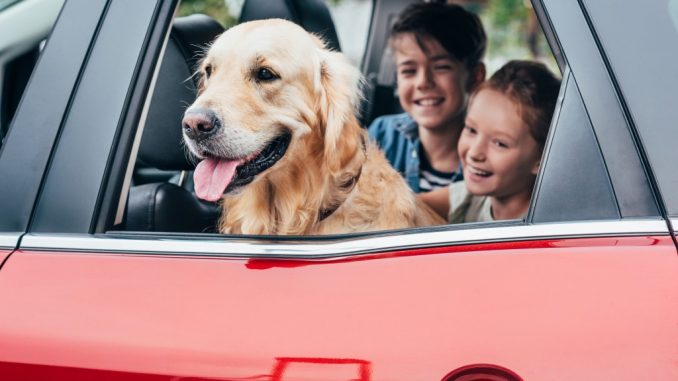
[
  {"left": 138, "top": 14, "right": 224, "bottom": 171},
  {"left": 239, "top": 0, "right": 341, "bottom": 52}
]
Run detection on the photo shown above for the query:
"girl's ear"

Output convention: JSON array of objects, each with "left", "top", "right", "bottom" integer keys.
[{"left": 465, "top": 62, "right": 486, "bottom": 92}]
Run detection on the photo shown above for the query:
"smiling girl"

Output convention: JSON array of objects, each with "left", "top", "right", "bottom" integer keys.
[{"left": 420, "top": 60, "right": 560, "bottom": 222}]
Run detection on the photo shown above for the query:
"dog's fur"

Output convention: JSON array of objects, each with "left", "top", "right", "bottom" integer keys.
[{"left": 183, "top": 19, "right": 444, "bottom": 234}]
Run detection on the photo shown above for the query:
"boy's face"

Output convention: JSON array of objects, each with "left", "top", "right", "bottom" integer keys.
[
  {"left": 393, "top": 33, "right": 477, "bottom": 132},
  {"left": 458, "top": 88, "right": 541, "bottom": 201}
]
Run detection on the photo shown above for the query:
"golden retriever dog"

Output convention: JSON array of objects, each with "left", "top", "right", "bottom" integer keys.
[{"left": 182, "top": 19, "right": 444, "bottom": 234}]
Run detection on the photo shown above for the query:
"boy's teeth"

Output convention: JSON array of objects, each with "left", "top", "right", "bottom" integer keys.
[
  {"left": 471, "top": 168, "right": 490, "bottom": 176},
  {"left": 417, "top": 98, "right": 442, "bottom": 106}
]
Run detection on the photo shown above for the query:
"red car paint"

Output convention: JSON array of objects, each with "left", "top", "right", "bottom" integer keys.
[
  {"left": 0, "top": 236, "right": 676, "bottom": 380},
  {"left": 0, "top": 250, "right": 12, "bottom": 268}
]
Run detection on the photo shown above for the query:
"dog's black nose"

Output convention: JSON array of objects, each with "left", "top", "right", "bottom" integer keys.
[{"left": 182, "top": 108, "right": 220, "bottom": 140}]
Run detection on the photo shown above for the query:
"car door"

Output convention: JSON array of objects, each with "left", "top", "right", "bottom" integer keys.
[
  {"left": 576, "top": 0, "right": 678, "bottom": 247},
  {"left": 0, "top": 0, "right": 676, "bottom": 380}
]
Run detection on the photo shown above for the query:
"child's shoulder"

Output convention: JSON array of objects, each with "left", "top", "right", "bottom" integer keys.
[
  {"left": 368, "top": 112, "right": 417, "bottom": 136},
  {"left": 368, "top": 112, "right": 415, "bottom": 131},
  {"left": 448, "top": 182, "right": 493, "bottom": 223}
]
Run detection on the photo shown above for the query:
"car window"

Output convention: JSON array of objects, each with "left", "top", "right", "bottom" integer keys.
[
  {"left": 0, "top": 0, "right": 64, "bottom": 148},
  {"left": 476, "top": 0, "right": 558, "bottom": 75},
  {"left": 325, "top": 0, "right": 374, "bottom": 66},
  {"left": 0, "top": 0, "right": 22, "bottom": 12},
  {"left": 13, "top": 0, "right": 645, "bottom": 239},
  {"left": 583, "top": 0, "right": 678, "bottom": 218},
  {"left": 120, "top": 0, "right": 577, "bottom": 236},
  {"left": 177, "top": 0, "right": 239, "bottom": 27},
  {"left": 529, "top": 69, "right": 619, "bottom": 222},
  {"left": 177, "top": 0, "right": 373, "bottom": 66}
]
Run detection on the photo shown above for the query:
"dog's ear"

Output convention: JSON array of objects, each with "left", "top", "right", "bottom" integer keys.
[
  {"left": 195, "top": 72, "right": 206, "bottom": 96},
  {"left": 195, "top": 60, "right": 207, "bottom": 96},
  {"left": 314, "top": 45, "right": 365, "bottom": 173},
  {"left": 193, "top": 50, "right": 212, "bottom": 96}
]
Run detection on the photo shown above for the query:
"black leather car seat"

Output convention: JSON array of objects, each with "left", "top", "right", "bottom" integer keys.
[
  {"left": 125, "top": 14, "right": 224, "bottom": 232},
  {"left": 239, "top": 0, "right": 342, "bottom": 52}
]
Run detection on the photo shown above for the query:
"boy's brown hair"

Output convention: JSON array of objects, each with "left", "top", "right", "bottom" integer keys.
[{"left": 390, "top": 2, "right": 487, "bottom": 70}]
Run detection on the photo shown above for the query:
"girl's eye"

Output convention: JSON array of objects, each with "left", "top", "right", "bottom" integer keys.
[
  {"left": 464, "top": 126, "right": 477, "bottom": 134},
  {"left": 493, "top": 140, "right": 509, "bottom": 149},
  {"left": 255, "top": 68, "right": 279, "bottom": 82},
  {"left": 204, "top": 64, "right": 212, "bottom": 79},
  {"left": 399, "top": 68, "right": 416, "bottom": 76}
]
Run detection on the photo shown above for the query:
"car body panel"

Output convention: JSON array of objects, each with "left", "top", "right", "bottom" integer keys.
[
  {"left": 581, "top": 0, "right": 678, "bottom": 218},
  {"left": 0, "top": 250, "right": 11, "bottom": 267},
  {"left": 0, "top": 233, "right": 19, "bottom": 264},
  {"left": 538, "top": 0, "right": 659, "bottom": 218},
  {"left": 0, "top": 0, "right": 108, "bottom": 232},
  {"left": 0, "top": 236, "right": 676, "bottom": 380}
]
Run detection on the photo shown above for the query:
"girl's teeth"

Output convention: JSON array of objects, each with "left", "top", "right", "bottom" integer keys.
[
  {"left": 472, "top": 168, "right": 490, "bottom": 176},
  {"left": 418, "top": 99, "right": 442, "bottom": 106}
]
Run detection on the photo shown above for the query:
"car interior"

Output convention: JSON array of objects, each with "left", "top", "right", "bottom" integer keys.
[
  {"left": 1, "top": 0, "right": 563, "bottom": 235},
  {"left": 125, "top": 0, "right": 355, "bottom": 233},
  {"left": 121, "top": 0, "right": 564, "bottom": 235}
]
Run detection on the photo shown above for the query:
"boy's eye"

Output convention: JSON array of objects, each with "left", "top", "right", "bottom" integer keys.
[
  {"left": 493, "top": 140, "right": 509, "bottom": 149},
  {"left": 399, "top": 68, "right": 416, "bottom": 76},
  {"left": 434, "top": 65, "right": 452, "bottom": 71}
]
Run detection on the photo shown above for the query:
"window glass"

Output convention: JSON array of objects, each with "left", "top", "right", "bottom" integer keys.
[
  {"left": 177, "top": 0, "right": 373, "bottom": 66},
  {"left": 0, "top": 0, "right": 22, "bottom": 12},
  {"left": 455, "top": 0, "right": 558, "bottom": 74},
  {"left": 583, "top": 0, "right": 678, "bottom": 217},
  {"left": 178, "top": 0, "right": 240, "bottom": 28},
  {"left": 325, "top": 0, "right": 373, "bottom": 66},
  {"left": 0, "top": 0, "right": 64, "bottom": 146},
  {"left": 531, "top": 71, "right": 619, "bottom": 222}
]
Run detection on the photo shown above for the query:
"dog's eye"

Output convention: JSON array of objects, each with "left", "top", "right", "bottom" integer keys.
[
  {"left": 255, "top": 68, "right": 278, "bottom": 82},
  {"left": 204, "top": 64, "right": 212, "bottom": 79}
]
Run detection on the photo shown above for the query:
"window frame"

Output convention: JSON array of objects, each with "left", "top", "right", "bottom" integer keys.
[
  {"left": 534, "top": 0, "right": 659, "bottom": 219},
  {"left": 0, "top": 0, "right": 108, "bottom": 233},
  {"left": 580, "top": 0, "right": 678, "bottom": 222}
]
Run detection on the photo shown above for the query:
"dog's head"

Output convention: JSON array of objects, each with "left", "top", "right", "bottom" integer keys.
[{"left": 182, "top": 19, "right": 363, "bottom": 202}]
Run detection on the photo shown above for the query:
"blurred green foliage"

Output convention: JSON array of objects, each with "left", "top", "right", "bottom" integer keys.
[
  {"left": 473, "top": 0, "right": 556, "bottom": 72},
  {"left": 484, "top": 0, "right": 528, "bottom": 26},
  {"left": 177, "top": 0, "right": 237, "bottom": 28},
  {"left": 175, "top": 0, "right": 556, "bottom": 72}
]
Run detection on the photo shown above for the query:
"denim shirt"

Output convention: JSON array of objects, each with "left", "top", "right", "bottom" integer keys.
[
  {"left": 368, "top": 113, "right": 463, "bottom": 193},
  {"left": 368, "top": 113, "right": 421, "bottom": 191}
]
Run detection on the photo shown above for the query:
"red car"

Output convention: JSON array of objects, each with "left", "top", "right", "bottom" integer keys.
[{"left": 0, "top": 0, "right": 676, "bottom": 380}]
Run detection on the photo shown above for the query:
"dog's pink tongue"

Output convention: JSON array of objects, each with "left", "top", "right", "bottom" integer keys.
[{"left": 194, "top": 158, "right": 241, "bottom": 202}]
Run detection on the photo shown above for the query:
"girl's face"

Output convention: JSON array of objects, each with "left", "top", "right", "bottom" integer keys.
[
  {"left": 393, "top": 33, "right": 477, "bottom": 132},
  {"left": 458, "top": 88, "right": 542, "bottom": 200}
]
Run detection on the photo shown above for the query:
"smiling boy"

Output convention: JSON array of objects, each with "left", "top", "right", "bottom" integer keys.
[{"left": 368, "top": 2, "right": 486, "bottom": 193}]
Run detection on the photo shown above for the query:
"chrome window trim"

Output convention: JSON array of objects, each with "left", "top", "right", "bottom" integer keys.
[
  {"left": 0, "top": 233, "right": 21, "bottom": 250},
  {"left": 20, "top": 219, "right": 668, "bottom": 259}
]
